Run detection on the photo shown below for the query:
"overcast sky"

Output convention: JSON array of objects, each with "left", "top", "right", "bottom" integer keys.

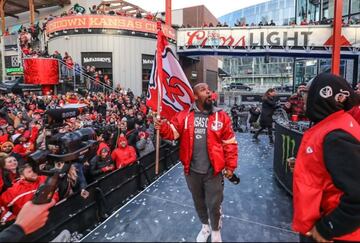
[{"left": 128, "top": 0, "right": 269, "bottom": 18}]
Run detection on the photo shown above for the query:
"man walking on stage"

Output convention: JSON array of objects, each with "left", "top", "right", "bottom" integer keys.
[{"left": 155, "top": 83, "right": 238, "bottom": 242}]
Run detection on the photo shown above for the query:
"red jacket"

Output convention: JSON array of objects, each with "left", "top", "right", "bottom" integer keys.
[
  {"left": 348, "top": 105, "right": 360, "bottom": 125},
  {"left": 293, "top": 111, "right": 360, "bottom": 241},
  {"left": 0, "top": 134, "right": 9, "bottom": 145},
  {"left": 111, "top": 139, "right": 137, "bottom": 169},
  {"left": 0, "top": 176, "right": 59, "bottom": 217},
  {"left": 97, "top": 142, "right": 110, "bottom": 156},
  {"left": 160, "top": 106, "right": 238, "bottom": 175},
  {"left": 13, "top": 144, "right": 27, "bottom": 157}
]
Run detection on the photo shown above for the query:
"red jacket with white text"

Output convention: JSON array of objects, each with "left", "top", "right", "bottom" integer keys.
[{"left": 160, "top": 106, "right": 238, "bottom": 175}]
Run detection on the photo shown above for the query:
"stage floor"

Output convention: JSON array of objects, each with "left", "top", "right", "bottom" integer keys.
[{"left": 82, "top": 133, "right": 298, "bottom": 242}]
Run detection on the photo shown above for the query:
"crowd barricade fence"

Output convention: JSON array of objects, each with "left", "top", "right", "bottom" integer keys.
[{"left": 23, "top": 143, "right": 179, "bottom": 242}]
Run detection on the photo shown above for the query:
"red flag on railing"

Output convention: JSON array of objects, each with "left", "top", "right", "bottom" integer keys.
[{"left": 146, "top": 27, "right": 194, "bottom": 120}]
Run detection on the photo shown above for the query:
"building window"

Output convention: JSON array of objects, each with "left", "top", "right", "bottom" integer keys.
[
  {"left": 351, "top": 0, "right": 360, "bottom": 14},
  {"left": 297, "top": 0, "right": 308, "bottom": 23},
  {"left": 308, "top": 0, "right": 321, "bottom": 22},
  {"left": 141, "top": 54, "right": 154, "bottom": 94},
  {"left": 343, "top": 0, "right": 350, "bottom": 16},
  {"left": 322, "top": 0, "right": 334, "bottom": 19}
]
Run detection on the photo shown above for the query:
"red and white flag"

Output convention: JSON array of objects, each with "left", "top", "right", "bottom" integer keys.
[{"left": 146, "top": 28, "right": 194, "bottom": 120}]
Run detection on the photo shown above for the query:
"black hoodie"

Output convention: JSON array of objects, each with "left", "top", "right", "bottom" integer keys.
[{"left": 306, "top": 73, "right": 360, "bottom": 240}]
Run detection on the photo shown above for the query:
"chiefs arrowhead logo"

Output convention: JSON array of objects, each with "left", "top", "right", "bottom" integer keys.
[{"left": 324, "top": 35, "right": 351, "bottom": 46}]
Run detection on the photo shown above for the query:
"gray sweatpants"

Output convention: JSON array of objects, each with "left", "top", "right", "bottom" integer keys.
[{"left": 185, "top": 170, "right": 224, "bottom": 230}]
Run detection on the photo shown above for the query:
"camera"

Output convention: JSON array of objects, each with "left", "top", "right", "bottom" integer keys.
[{"left": 28, "top": 105, "right": 99, "bottom": 204}]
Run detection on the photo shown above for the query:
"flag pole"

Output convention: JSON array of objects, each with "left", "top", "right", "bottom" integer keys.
[{"left": 155, "top": 22, "right": 163, "bottom": 175}]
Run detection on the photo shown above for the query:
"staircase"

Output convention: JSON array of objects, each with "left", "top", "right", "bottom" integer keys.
[{"left": 56, "top": 58, "right": 118, "bottom": 94}]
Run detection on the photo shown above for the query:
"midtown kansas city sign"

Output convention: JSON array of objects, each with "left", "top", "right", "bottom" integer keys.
[
  {"left": 46, "top": 15, "right": 176, "bottom": 40},
  {"left": 177, "top": 26, "right": 360, "bottom": 48}
]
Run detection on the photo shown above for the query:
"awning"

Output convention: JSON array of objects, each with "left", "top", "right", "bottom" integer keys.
[{"left": 218, "top": 67, "right": 230, "bottom": 77}]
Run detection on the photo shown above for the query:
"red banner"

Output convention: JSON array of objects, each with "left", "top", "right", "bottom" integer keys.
[
  {"left": 46, "top": 15, "right": 176, "bottom": 40},
  {"left": 23, "top": 58, "right": 59, "bottom": 85}
]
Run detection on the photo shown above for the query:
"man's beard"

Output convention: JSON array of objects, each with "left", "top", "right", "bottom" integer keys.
[{"left": 203, "top": 101, "right": 213, "bottom": 111}]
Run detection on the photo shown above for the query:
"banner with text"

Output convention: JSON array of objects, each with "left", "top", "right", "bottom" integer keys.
[
  {"left": 81, "top": 52, "right": 113, "bottom": 69},
  {"left": 46, "top": 15, "right": 176, "bottom": 40},
  {"left": 177, "top": 26, "right": 360, "bottom": 48}
]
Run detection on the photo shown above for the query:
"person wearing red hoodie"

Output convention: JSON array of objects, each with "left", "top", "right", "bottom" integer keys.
[
  {"left": 111, "top": 135, "right": 137, "bottom": 169},
  {"left": 0, "top": 164, "right": 59, "bottom": 222},
  {"left": 96, "top": 133, "right": 110, "bottom": 156}
]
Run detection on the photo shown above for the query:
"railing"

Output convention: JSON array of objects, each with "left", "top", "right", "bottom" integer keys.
[
  {"left": 21, "top": 143, "right": 179, "bottom": 242},
  {"left": 8, "top": 30, "right": 117, "bottom": 95},
  {"left": 56, "top": 58, "right": 118, "bottom": 94},
  {"left": 20, "top": 53, "right": 118, "bottom": 94}
]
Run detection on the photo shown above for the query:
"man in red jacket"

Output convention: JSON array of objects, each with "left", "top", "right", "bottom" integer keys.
[
  {"left": 1, "top": 164, "right": 59, "bottom": 221},
  {"left": 293, "top": 73, "right": 360, "bottom": 242},
  {"left": 111, "top": 135, "right": 137, "bottom": 169},
  {"left": 155, "top": 83, "right": 238, "bottom": 242}
]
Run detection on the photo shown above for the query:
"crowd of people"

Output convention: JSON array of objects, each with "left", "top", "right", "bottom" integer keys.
[
  {"left": 0, "top": 89, "right": 157, "bottom": 228},
  {"left": 229, "top": 81, "right": 360, "bottom": 144},
  {"left": 181, "top": 16, "right": 360, "bottom": 29}
]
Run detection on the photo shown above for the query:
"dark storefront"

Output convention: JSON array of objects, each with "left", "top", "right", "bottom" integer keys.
[
  {"left": 142, "top": 54, "right": 154, "bottom": 94},
  {"left": 81, "top": 52, "right": 113, "bottom": 85}
]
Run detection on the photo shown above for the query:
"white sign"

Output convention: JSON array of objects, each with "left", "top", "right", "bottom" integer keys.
[{"left": 177, "top": 26, "right": 360, "bottom": 48}]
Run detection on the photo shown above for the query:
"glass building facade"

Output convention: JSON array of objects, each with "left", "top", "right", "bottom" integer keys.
[
  {"left": 297, "top": 0, "right": 360, "bottom": 24},
  {"left": 218, "top": 0, "right": 358, "bottom": 92},
  {"left": 218, "top": 0, "right": 296, "bottom": 26}
]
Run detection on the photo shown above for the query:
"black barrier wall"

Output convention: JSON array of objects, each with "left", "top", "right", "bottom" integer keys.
[
  {"left": 23, "top": 144, "right": 179, "bottom": 242},
  {"left": 273, "top": 122, "right": 302, "bottom": 195}
]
